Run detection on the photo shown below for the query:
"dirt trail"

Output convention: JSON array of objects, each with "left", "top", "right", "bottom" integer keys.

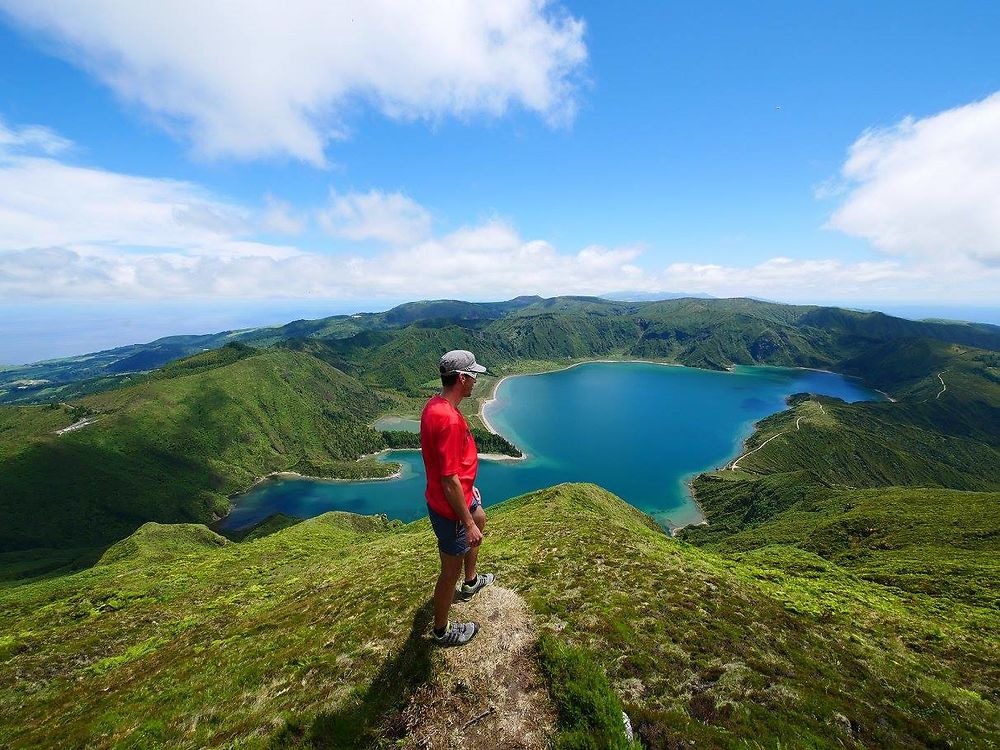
[
  {"left": 730, "top": 431, "right": 785, "bottom": 470},
  {"left": 398, "top": 585, "right": 556, "bottom": 749},
  {"left": 935, "top": 371, "right": 948, "bottom": 399},
  {"left": 729, "top": 400, "right": 824, "bottom": 471},
  {"left": 54, "top": 416, "right": 98, "bottom": 435}
]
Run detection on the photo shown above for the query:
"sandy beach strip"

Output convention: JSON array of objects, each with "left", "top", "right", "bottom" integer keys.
[{"left": 479, "top": 374, "right": 513, "bottom": 434}]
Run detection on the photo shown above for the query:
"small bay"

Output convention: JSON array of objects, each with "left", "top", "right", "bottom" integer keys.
[{"left": 218, "top": 362, "right": 882, "bottom": 531}]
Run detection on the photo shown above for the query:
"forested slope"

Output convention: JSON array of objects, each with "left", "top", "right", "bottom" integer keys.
[
  {"left": 3, "top": 297, "right": 998, "bottom": 560},
  {"left": 0, "top": 345, "right": 393, "bottom": 550}
]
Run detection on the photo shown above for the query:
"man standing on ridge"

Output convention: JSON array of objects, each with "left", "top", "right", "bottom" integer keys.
[{"left": 421, "top": 349, "right": 495, "bottom": 646}]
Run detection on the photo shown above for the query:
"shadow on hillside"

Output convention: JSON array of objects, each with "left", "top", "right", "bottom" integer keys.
[
  {"left": 269, "top": 598, "right": 435, "bottom": 749},
  {"left": 0, "top": 543, "right": 112, "bottom": 586},
  {"left": 1, "top": 385, "right": 239, "bottom": 555}
]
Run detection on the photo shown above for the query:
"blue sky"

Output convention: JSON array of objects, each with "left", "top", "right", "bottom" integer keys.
[{"left": 1, "top": 1, "right": 999, "bottom": 364}]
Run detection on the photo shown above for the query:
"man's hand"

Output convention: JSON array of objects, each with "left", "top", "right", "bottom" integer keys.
[
  {"left": 465, "top": 519, "right": 483, "bottom": 547},
  {"left": 442, "top": 474, "right": 482, "bottom": 546}
]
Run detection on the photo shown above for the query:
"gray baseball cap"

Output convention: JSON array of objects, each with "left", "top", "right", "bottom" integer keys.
[{"left": 439, "top": 350, "right": 487, "bottom": 375}]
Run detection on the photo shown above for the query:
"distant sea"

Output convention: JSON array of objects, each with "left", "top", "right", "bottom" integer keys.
[
  {"left": 848, "top": 304, "right": 1000, "bottom": 326},
  {"left": 218, "top": 362, "right": 883, "bottom": 532},
  {"left": 0, "top": 299, "right": 405, "bottom": 366}
]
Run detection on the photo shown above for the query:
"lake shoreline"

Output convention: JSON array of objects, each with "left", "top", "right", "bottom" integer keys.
[
  {"left": 479, "top": 358, "right": 888, "bottom": 533},
  {"left": 228, "top": 462, "right": 404, "bottom": 499},
  {"left": 218, "top": 450, "right": 412, "bottom": 524},
  {"left": 678, "top": 478, "right": 710, "bottom": 535},
  {"left": 219, "top": 442, "right": 526, "bottom": 526},
  {"left": 221, "top": 358, "right": 883, "bottom": 533},
  {"left": 480, "top": 358, "right": 719, "bottom": 532}
]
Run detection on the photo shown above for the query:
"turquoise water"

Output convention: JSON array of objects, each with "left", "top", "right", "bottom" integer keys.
[{"left": 217, "top": 362, "right": 882, "bottom": 531}]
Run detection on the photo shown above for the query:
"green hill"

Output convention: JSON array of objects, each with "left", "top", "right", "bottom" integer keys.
[
  {"left": 1, "top": 484, "right": 996, "bottom": 749},
  {"left": 679, "top": 342, "right": 1000, "bottom": 608},
  {"left": 0, "top": 297, "right": 542, "bottom": 403},
  {"left": 3, "top": 297, "right": 999, "bottom": 554},
  {"left": 0, "top": 345, "right": 395, "bottom": 551}
]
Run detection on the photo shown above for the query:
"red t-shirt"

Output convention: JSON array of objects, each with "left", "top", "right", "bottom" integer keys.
[{"left": 420, "top": 395, "right": 478, "bottom": 520}]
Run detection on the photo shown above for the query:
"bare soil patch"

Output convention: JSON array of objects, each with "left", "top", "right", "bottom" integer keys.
[{"left": 397, "top": 585, "right": 556, "bottom": 749}]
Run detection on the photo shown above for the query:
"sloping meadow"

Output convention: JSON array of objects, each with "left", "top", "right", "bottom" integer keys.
[{"left": 2, "top": 484, "right": 997, "bottom": 748}]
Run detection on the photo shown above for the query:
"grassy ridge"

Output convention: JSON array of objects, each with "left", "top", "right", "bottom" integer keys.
[
  {"left": 1, "top": 484, "right": 996, "bottom": 748},
  {"left": 2, "top": 296, "right": 999, "bottom": 747},
  {"left": 0, "top": 297, "right": 543, "bottom": 402},
  {"left": 685, "top": 475, "right": 1000, "bottom": 605},
  {"left": 722, "top": 395, "right": 999, "bottom": 490}
]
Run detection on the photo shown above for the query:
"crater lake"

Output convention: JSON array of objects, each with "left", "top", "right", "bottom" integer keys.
[{"left": 217, "top": 362, "right": 883, "bottom": 532}]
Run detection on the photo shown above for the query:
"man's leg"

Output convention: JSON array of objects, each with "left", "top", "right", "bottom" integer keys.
[
  {"left": 434, "top": 551, "right": 465, "bottom": 630},
  {"left": 463, "top": 504, "right": 487, "bottom": 583}
]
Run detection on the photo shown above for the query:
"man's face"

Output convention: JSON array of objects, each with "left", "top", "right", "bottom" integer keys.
[{"left": 460, "top": 372, "right": 476, "bottom": 396}]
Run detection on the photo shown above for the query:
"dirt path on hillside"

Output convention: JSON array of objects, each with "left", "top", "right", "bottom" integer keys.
[
  {"left": 935, "top": 370, "right": 948, "bottom": 399},
  {"left": 397, "top": 585, "right": 557, "bottom": 749},
  {"left": 729, "top": 400, "right": 824, "bottom": 471}
]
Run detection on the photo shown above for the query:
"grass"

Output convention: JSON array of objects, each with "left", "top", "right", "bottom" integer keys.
[
  {"left": 538, "top": 633, "right": 641, "bottom": 749},
  {"left": 4, "top": 296, "right": 998, "bottom": 552},
  {"left": 2, "top": 484, "right": 997, "bottom": 748}
]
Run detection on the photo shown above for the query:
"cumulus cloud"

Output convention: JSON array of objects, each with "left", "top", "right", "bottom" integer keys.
[
  {"left": 825, "top": 91, "right": 1000, "bottom": 267},
  {"left": 319, "top": 189, "right": 432, "bottom": 245},
  {"left": 656, "top": 257, "right": 929, "bottom": 300},
  {"left": 2, "top": 117, "right": 995, "bottom": 305},
  {"left": 0, "top": 0, "right": 587, "bottom": 164},
  {"left": 0, "top": 220, "right": 646, "bottom": 301}
]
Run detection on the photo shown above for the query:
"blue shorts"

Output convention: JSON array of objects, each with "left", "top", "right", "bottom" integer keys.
[{"left": 428, "top": 498, "right": 481, "bottom": 557}]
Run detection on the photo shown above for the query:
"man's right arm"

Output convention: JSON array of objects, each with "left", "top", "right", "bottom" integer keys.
[{"left": 442, "top": 474, "right": 482, "bottom": 547}]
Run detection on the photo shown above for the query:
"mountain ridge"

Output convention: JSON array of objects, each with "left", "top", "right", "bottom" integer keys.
[{"left": 4, "top": 295, "right": 999, "bottom": 404}]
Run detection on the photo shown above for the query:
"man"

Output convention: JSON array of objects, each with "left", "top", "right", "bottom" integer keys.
[{"left": 420, "top": 349, "right": 496, "bottom": 646}]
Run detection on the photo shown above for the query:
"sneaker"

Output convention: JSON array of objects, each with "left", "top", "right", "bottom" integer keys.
[
  {"left": 432, "top": 621, "right": 479, "bottom": 647},
  {"left": 460, "top": 572, "right": 496, "bottom": 601}
]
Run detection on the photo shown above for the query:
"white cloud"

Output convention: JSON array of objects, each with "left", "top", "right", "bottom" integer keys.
[
  {"left": 0, "top": 153, "right": 250, "bottom": 252},
  {"left": 319, "top": 189, "right": 432, "bottom": 245},
  {"left": 0, "top": 118, "right": 71, "bottom": 155},
  {"left": 1, "top": 117, "right": 996, "bottom": 305},
  {"left": 655, "top": 257, "right": 933, "bottom": 301},
  {"left": 10, "top": 218, "right": 986, "bottom": 304},
  {"left": 0, "top": 0, "right": 587, "bottom": 164},
  {"left": 0, "top": 218, "right": 647, "bottom": 301},
  {"left": 825, "top": 91, "right": 1000, "bottom": 267},
  {"left": 260, "top": 195, "right": 305, "bottom": 236}
]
